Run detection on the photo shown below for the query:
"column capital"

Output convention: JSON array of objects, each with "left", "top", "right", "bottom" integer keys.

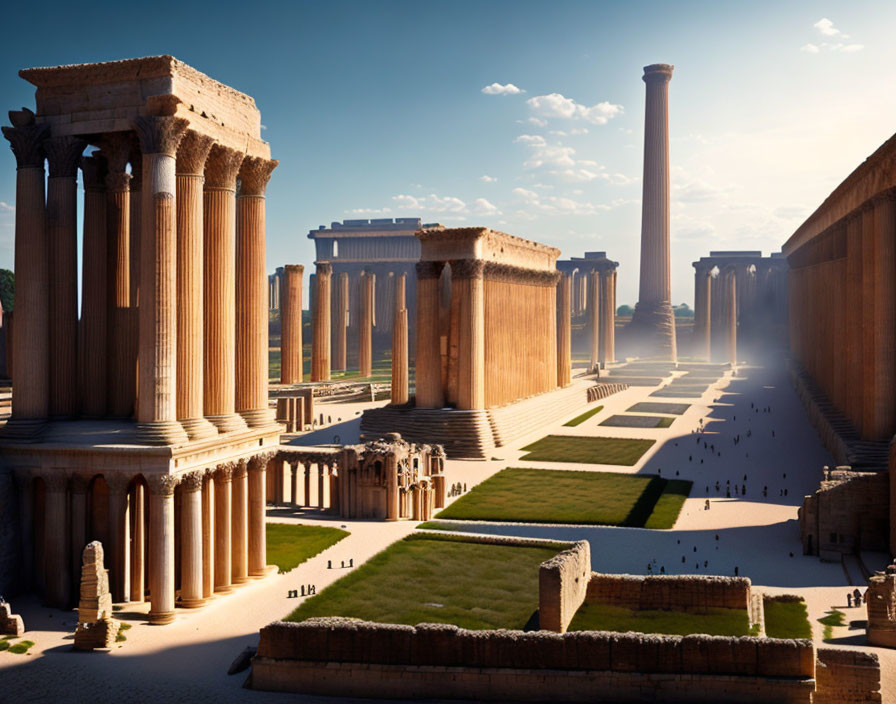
[
  {"left": 132, "top": 115, "right": 189, "bottom": 157},
  {"left": 80, "top": 155, "right": 108, "bottom": 192},
  {"left": 2, "top": 110, "right": 50, "bottom": 169},
  {"left": 233, "top": 457, "right": 249, "bottom": 479},
  {"left": 643, "top": 63, "right": 674, "bottom": 83},
  {"left": 146, "top": 473, "right": 179, "bottom": 496},
  {"left": 416, "top": 261, "right": 444, "bottom": 280},
  {"left": 42, "top": 471, "right": 69, "bottom": 493},
  {"left": 285, "top": 264, "right": 304, "bottom": 275},
  {"left": 249, "top": 451, "right": 277, "bottom": 471},
  {"left": 315, "top": 261, "right": 333, "bottom": 277},
  {"left": 215, "top": 462, "right": 235, "bottom": 482},
  {"left": 97, "top": 133, "right": 134, "bottom": 191},
  {"left": 180, "top": 470, "right": 204, "bottom": 492},
  {"left": 176, "top": 131, "right": 215, "bottom": 176},
  {"left": 44, "top": 136, "right": 87, "bottom": 178},
  {"left": 204, "top": 144, "right": 245, "bottom": 189},
  {"left": 105, "top": 472, "right": 131, "bottom": 494},
  {"left": 451, "top": 259, "right": 486, "bottom": 280},
  {"left": 237, "top": 156, "right": 278, "bottom": 196}
]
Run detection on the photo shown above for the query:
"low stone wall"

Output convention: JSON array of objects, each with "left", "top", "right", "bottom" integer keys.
[
  {"left": 252, "top": 618, "right": 819, "bottom": 703},
  {"left": 538, "top": 541, "right": 590, "bottom": 632},
  {"left": 586, "top": 573, "right": 751, "bottom": 612},
  {"left": 814, "top": 647, "right": 882, "bottom": 703}
]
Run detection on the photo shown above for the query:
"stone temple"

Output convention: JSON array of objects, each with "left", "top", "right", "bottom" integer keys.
[{"left": 1, "top": 56, "right": 280, "bottom": 622}]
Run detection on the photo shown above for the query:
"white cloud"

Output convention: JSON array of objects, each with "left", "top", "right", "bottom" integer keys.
[
  {"left": 390, "top": 192, "right": 500, "bottom": 219},
  {"left": 526, "top": 116, "right": 548, "bottom": 127},
  {"left": 514, "top": 134, "right": 546, "bottom": 146},
  {"left": 800, "top": 43, "right": 820, "bottom": 54},
  {"left": 548, "top": 168, "right": 600, "bottom": 182},
  {"left": 472, "top": 198, "right": 500, "bottom": 215},
  {"left": 802, "top": 18, "right": 863, "bottom": 53},
  {"left": 0, "top": 202, "right": 13, "bottom": 213},
  {"left": 347, "top": 207, "right": 392, "bottom": 215},
  {"left": 814, "top": 18, "right": 841, "bottom": 37},
  {"left": 480, "top": 175, "right": 498, "bottom": 183},
  {"left": 513, "top": 187, "right": 539, "bottom": 201},
  {"left": 482, "top": 82, "right": 524, "bottom": 95},
  {"left": 524, "top": 145, "right": 576, "bottom": 169},
  {"left": 527, "top": 93, "right": 623, "bottom": 125}
]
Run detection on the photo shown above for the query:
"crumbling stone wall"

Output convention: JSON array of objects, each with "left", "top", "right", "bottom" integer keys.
[
  {"left": 814, "top": 647, "right": 882, "bottom": 704},
  {"left": 586, "top": 573, "right": 751, "bottom": 612},
  {"left": 866, "top": 564, "right": 896, "bottom": 648},
  {"left": 538, "top": 540, "right": 590, "bottom": 632}
]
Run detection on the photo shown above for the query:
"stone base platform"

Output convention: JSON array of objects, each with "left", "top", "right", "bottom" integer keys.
[{"left": 360, "top": 381, "right": 623, "bottom": 459}]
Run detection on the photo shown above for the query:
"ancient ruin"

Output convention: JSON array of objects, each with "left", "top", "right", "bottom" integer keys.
[
  {"left": 73, "top": 541, "right": 120, "bottom": 649},
  {"left": 555, "top": 252, "right": 618, "bottom": 368},
  {"left": 867, "top": 563, "right": 896, "bottom": 648},
  {"left": 0, "top": 598, "right": 24, "bottom": 637}
]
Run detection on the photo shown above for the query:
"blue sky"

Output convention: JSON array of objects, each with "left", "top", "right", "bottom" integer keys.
[{"left": 1, "top": 0, "right": 895, "bottom": 306}]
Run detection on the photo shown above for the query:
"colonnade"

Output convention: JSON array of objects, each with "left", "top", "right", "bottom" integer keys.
[
  {"left": 280, "top": 264, "right": 304, "bottom": 384},
  {"left": 14, "top": 452, "right": 274, "bottom": 620},
  {"left": 1, "top": 110, "right": 277, "bottom": 442},
  {"left": 268, "top": 456, "right": 337, "bottom": 511}
]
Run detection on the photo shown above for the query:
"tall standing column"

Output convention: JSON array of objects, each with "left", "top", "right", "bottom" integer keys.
[
  {"left": 106, "top": 473, "right": 131, "bottom": 603},
  {"left": 179, "top": 471, "right": 204, "bottom": 607},
  {"left": 589, "top": 270, "right": 600, "bottom": 371},
  {"left": 415, "top": 261, "right": 444, "bottom": 408},
  {"left": 237, "top": 157, "right": 278, "bottom": 427},
  {"left": 248, "top": 454, "right": 271, "bottom": 577},
  {"left": 557, "top": 274, "right": 571, "bottom": 386},
  {"left": 103, "top": 134, "right": 137, "bottom": 418},
  {"left": 454, "top": 260, "right": 485, "bottom": 411},
  {"left": 201, "top": 472, "right": 215, "bottom": 600},
  {"left": 129, "top": 149, "right": 142, "bottom": 306},
  {"left": 725, "top": 268, "right": 737, "bottom": 366},
  {"left": 2, "top": 112, "right": 49, "bottom": 435},
  {"left": 600, "top": 270, "right": 616, "bottom": 365},
  {"left": 280, "top": 264, "right": 304, "bottom": 384},
  {"left": 231, "top": 459, "right": 249, "bottom": 585},
  {"left": 631, "top": 63, "right": 677, "bottom": 361},
  {"left": 175, "top": 131, "right": 218, "bottom": 439},
  {"left": 698, "top": 268, "right": 712, "bottom": 360},
  {"left": 203, "top": 145, "right": 247, "bottom": 433},
  {"left": 69, "top": 474, "right": 87, "bottom": 599},
  {"left": 147, "top": 474, "right": 177, "bottom": 624},
  {"left": 43, "top": 473, "right": 70, "bottom": 608},
  {"left": 130, "top": 481, "right": 145, "bottom": 602},
  {"left": 45, "top": 136, "right": 85, "bottom": 419},
  {"left": 392, "top": 273, "right": 409, "bottom": 403},
  {"left": 132, "top": 116, "right": 190, "bottom": 444},
  {"left": 334, "top": 272, "right": 349, "bottom": 371},
  {"left": 213, "top": 463, "right": 233, "bottom": 593},
  {"left": 311, "top": 263, "right": 332, "bottom": 381},
  {"left": 359, "top": 270, "right": 374, "bottom": 378}
]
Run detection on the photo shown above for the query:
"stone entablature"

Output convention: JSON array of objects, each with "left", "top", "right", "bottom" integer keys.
[{"left": 417, "top": 226, "right": 560, "bottom": 273}]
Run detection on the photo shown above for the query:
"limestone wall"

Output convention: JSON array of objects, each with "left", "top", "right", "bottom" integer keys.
[
  {"left": 586, "top": 573, "right": 751, "bottom": 612},
  {"left": 538, "top": 541, "right": 590, "bottom": 632},
  {"left": 814, "top": 647, "right": 882, "bottom": 704}
]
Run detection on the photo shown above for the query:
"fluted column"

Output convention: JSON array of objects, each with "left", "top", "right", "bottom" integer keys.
[
  {"left": 589, "top": 270, "right": 600, "bottom": 371},
  {"left": 69, "top": 474, "right": 87, "bottom": 600},
  {"left": 43, "top": 473, "right": 70, "bottom": 608},
  {"left": 106, "top": 473, "right": 131, "bottom": 603},
  {"left": 248, "top": 454, "right": 270, "bottom": 577},
  {"left": 130, "top": 481, "right": 145, "bottom": 602},
  {"left": 631, "top": 63, "right": 677, "bottom": 360},
  {"left": 237, "top": 157, "right": 278, "bottom": 427},
  {"left": 103, "top": 134, "right": 137, "bottom": 418},
  {"left": 311, "top": 263, "right": 332, "bottom": 381},
  {"left": 175, "top": 132, "right": 217, "bottom": 439},
  {"left": 599, "top": 271, "right": 616, "bottom": 365},
  {"left": 698, "top": 267, "right": 712, "bottom": 360},
  {"left": 179, "top": 471, "right": 204, "bottom": 607},
  {"left": 3, "top": 113, "right": 50, "bottom": 435},
  {"left": 214, "top": 463, "right": 233, "bottom": 593},
  {"left": 203, "top": 145, "right": 247, "bottom": 433},
  {"left": 359, "top": 270, "right": 374, "bottom": 378},
  {"left": 132, "top": 116, "right": 189, "bottom": 444},
  {"left": 231, "top": 459, "right": 249, "bottom": 585},
  {"left": 454, "top": 260, "right": 485, "bottom": 411},
  {"left": 147, "top": 474, "right": 177, "bottom": 624},
  {"left": 557, "top": 274, "right": 571, "bottom": 386},
  {"left": 334, "top": 272, "right": 349, "bottom": 371},
  {"left": 725, "top": 267, "right": 737, "bottom": 366},
  {"left": 201, "top": 471, "right": 215, "bottom": 600},
  {"left": 415, "top": 261, "right": 444, "bottom": 408},
  {"left": 392, "top": 273, "right": 409, "bottom": 403},
  {"left": 45, "top": 136, "right": 85, "bottom": 419},
  {"left": 280, "top": 264, "right": 304, "bottom": 384},
  {"left": 290, "top": 463, "right": 299, "bottom": 506},
  {"left": 129, "top": 149, "right": 142, "bottom": 306}
]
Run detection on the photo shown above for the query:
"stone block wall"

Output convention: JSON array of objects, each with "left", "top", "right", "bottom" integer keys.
[
  {"left": 814, "top": 648, "right": 882, "bottom": 704},
  {"left": 866, "top": 567, "right": 896, "bottom": 648},
  {"left": 538, "top": 540, "right": 590, "bottom": 632},
  {"left": 586, "top": 573, "right": 751, "bottom": 612}
]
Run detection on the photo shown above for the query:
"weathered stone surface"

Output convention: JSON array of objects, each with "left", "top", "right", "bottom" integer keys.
[
  {"left": 74, "top": 540, "right": 120, "bottom": 650},
  {"left": 0, "top": 601, "right": 25, "bottom": 636}
]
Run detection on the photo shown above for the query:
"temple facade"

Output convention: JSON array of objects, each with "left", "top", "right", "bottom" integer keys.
[
  {"left": 1, "top": 56, "right": 281, "bottom": 623},
  {"left": 556, "top": 252, "right": 618, "bottom": 367}
]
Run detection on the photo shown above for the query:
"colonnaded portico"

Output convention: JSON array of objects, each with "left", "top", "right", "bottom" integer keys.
[
  {"left": 556, "top": 252, "right": 618, "bottom": 368},
  {"left": 0, "top": 56, "right": 282, "bottom": 621}
]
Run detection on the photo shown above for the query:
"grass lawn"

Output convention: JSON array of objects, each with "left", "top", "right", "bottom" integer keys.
[
  {"left": 267, "top": 523, "right": 350, "bottom": 573},
  {"left": 520, "top": 435, "right": 655, "bottom": 466},
  {"left": 434, "top": 468, "right": 691, "bottom": 528},
  {"left": 817, "top": 607, "right": 845, "bottom": 641},
  {"left": 6, "top": 639, "right": 35, "bottom": 654},
  {"left": 568, "top": 602, "right": 750, "bottom": 636},
  {"left": 600, "top": 414, "right": 674, "bottom": 429},
  {"left": 628, "top": 402, "right": 690, "bottom": 415},
  {"left": 764, "top": 597, "right": 813, "bottom": 639},
  {"left": 564, "top": 405, "right": 604, "bottom": 426},
  {"left": 285, "top": 534, "right": 564, "bottom": 630}
]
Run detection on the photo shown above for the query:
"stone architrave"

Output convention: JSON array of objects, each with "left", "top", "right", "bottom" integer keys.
[{"left": 74, "top": 541, "right": 121, "bottom": 650}]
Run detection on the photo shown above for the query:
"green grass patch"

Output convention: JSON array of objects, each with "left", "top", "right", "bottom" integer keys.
[
  {"left": 267, "top": 523, "right": 350, "bottom": 574},
  {"left": 627, "top": 402, "right": 690, "bottom": 415},
  {"left": 434, "top": 468, "right": 690, "bottom": 528},
  {"left": 563, "top": 405, "right": 604, "bottom": 427},
  {"left": 764, "top": 597, "right": 813, "bottom": 640},
  {"left": 600, "top": 414, "right": 674, "bottom": 429},
  {"left": 285, "top": 534, "right": 562, "bottom": 630},
  {"left": 115, "top": 622, "right": 132, "bottom": 643},
  {"left": 0, "top": 640, "right": 9, "bottom": 651},
  {"left": 817, "top": 607, "right": 846, "bottom": 641},
  {"left": 8, "top": 639, "right": 34, "bottom": 654},
  {"left": 520, "top": 435, "right": 655, "bottom": 466},
  {"left": 569, "top": 602, "right": 750, "bottom": 636},
  {"left": 417, "top": 521, "right": 465, "bottom": 532}
]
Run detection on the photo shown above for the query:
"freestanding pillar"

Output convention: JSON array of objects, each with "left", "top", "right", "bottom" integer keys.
[
  {"left": 392, "top": 273, "right": 409, "bottom": 403},
  {"left": 359, "top": 270, "right": 374, "bottom": 378},
  {"left": 214, "top": 464, "right": 233, "bottom": 593},
  {"left": 2, "top": 112, "right": 50, "bottom": 436},
  {"left": 248, "top": 455, "right": 270, "bottom": 577},
  {"left": 557, "top": 274, "right": 571, "bottom": 386},
  {"left": 179, "top": 471, "right": 204, "bottom": 607},
  {"left": 106, "top": 473, "right": 131, "bottom": 603},
  {"left": 725, "top": 267, "right": 737, "bottom": 366},
  {"left": 280, "top": 264, "right": 304, "bottom": 384},
  {"left": 129, "top": 149, "right": 142, "bottom": 306},
  {"left": 334, "top": 272, "right": 349, "bottom": 371},
  {"left": 201, "top": 472, "right": 215, "bottom": 600},
  {"left": 630, "top": 64, "right": 677, "bottom": 361},
  {"left": 44, "top": 136, "right": 85, "bottom": 419},
  {"left": 415, "top": 262, "right": 444, "bottom": 408},
  {"left": 204, "top": 144, "right": 247, "bottom": 433},
  {"left": 599, "top": 270, "right": 616, "bottom": 365},
  {"left": 454, "top": 261, "right": 485, "bottom": 411},
  {"left": 132, "top": 115, "right": 190, "bottom": 444},
  {"left": 130, "top": 481, "right": 145, "bottom": 603},
  {"left": 697, "top": 267, "right": 712, "bottom": 360},
  {"left": 231, "top": 459, "right": 249, "bottom": 585},
  {"left": 589, "top": 270, "right": 600, "bottom": 371},
  {"left": 147, "top": 474, "right": 177, "bottom": 624},
  {"left": 311, "top": 263, "right": 332, "bottom": 382},
  {"left": 236, "top": 157, "right": 278, "bottom": 427},
  {"left": 175, "top": 131, "right": 217, "bottom": 439}
]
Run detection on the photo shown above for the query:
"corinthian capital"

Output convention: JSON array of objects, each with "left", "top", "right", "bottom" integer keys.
[
  {"left": 2, "top": 108, "right": 50, "bottom": 169},
  {"left": 97, "top": 133, "right": 134, "bottom": 191},
  {"left": 45, "top": 136, "right": 87, "bottom": 178},
  {"left": 249, "top": 451, "right": 277, "bottom": 471},
  {"left": 146, "top": 473, "right": 179, "bottom": 496},
  {"left": 132, "top": 116, "right": 189, "bottom": 157},
  {"left": 204, "top": 144, "right": 245, "bottom": 189},
  {"left": 237, "top": 157, "right": 278, "bottom": 196},
  {"left": 80, "top": 155, "right": 108, "bottom": 192},
  {"left": 176, "top": 131, "right": 214, "bottom": 176},
  {"left": 180, "top": 470, "right": 204, "bottom": 492},
  {"left": 315, "top": 262, "right": 333, "bottom": 277}
]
